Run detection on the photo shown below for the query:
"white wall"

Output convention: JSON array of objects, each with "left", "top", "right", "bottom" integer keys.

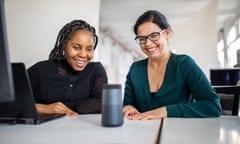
[
  {"left": 100, "top": 0, "right": 219, "bottom": 84},
  {"left": 5, "top": 0, "right": 101, "bottom": 68},
  {"left": 171, "top": 0, "right": 219, "bottom": 78},
  {"left": 99, "top": 35, "right": 134, "bottom": 85},
  {"left": 4, "top": 0, "right": 220, "bottom": 84}
]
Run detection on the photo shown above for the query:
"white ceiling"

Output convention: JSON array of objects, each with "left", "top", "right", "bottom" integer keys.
[{"left": 100, "top": 0, "right": 240, "bottom": 55}]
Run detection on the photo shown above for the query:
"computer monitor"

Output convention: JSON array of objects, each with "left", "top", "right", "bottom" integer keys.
[
  {"left": 0, "top": 0, "right": 15, "bottom": 102},
  {"left": 210, "top": 68, "right": 240, "bottom": 86}
]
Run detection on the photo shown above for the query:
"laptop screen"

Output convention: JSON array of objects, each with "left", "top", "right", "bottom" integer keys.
[{"left": 0, "top": 63, "right": 64, "bottom": 124}]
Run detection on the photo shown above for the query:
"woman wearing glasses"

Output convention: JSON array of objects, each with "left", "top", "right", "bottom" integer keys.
[
  {"left": 28, "top": 20, "right": 108, "bottom": 116},
  {"left": 123, "top": 10, "right": 222, "bottom": 120}
]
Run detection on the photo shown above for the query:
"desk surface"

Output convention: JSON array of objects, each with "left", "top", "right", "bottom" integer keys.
[
  {"left": 0, "top": 114, "right": 160, "bottom": 144},
  {"left": 0, "top": 115, "right": 239, "bottom": 144},
  {"left": 160, "top": 116, "right": 240, "bottom": 144}
]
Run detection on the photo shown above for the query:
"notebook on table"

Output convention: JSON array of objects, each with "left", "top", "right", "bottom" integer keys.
[{"left": 0, "top": 63, "right": 64, "bottom": 124}]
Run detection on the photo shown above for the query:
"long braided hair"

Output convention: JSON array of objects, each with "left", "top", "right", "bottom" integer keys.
[{"left": 49, "top": 20, "right": 98, "bottom": 61}]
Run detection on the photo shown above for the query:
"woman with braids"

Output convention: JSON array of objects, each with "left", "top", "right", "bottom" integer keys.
[{"left": 28, "top": 20, "right": 108, "bottom": 116}]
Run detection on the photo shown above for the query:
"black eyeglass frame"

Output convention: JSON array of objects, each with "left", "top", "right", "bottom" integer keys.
[{"left": 134, "top": 30, "right": 166, "bottom": 44}]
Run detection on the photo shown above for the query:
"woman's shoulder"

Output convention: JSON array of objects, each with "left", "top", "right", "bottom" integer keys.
[
  {"left": 126, "top": 59, "right": 147, "bottom": 75},
  {"left": 171, "top": 53, "right": 195, "bottom": 64},
  {"left": 33, "top": 59, "right": 53, "bottom": 65},
  {"left": 171, "top": 53, "right": 192, "bottom": 60},
  {"left": 28, "top": 60, "right": 57, "bottom": 71},
  {"left": 88, "top": 61, "right": 105, "bottom": 69},
  {"left": 87, "top": 62, "right": 107, "bottom": 79},
  {"left": 170, "top": 53, "right": 202, "bottom": 75},
  {"left": 131, "top": 58, "right": 147, "bottom": 68},
  {"left": 87, "top": 62, "right": 106, "bottom": 74}
]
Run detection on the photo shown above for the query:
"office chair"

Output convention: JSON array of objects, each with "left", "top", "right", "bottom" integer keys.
[{"left": 213, "top": 85, "right": 240, "bottom": 116}]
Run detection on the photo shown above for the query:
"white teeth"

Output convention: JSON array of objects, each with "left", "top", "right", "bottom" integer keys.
[
  {"left": 147, "top": 47, "right": 156, "bottom": 52},
  {"left": 75, "top": 60, "right": 85, "bottom": 67}
]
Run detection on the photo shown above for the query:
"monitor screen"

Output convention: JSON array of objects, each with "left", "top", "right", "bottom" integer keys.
[
  {"left": 0, "top": 0, "right": 15, "bottom": 102},
  {"left": 210, "top": 68, "right": 240, "bottom": 86}
]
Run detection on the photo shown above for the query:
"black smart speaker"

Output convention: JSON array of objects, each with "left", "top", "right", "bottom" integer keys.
[{"left": 101, "top": 84, "right": 123, "bottom": 127}]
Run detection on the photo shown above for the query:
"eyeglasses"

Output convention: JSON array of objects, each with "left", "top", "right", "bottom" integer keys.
[{"left": 134, "top": 30, "right": 166, "bottom": 44}]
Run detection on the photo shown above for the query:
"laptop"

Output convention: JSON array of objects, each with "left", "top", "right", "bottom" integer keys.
[{"left": 0, "top": 63, "right": 64, "bottom": 124}]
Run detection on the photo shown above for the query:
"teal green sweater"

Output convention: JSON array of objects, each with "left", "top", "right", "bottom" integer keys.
[{"left": 123, "top": 53, "right": 222, "bottom": 117}]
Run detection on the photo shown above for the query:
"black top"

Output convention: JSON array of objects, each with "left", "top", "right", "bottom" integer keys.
[{"left": 27, "top": 59, "right": 108, "bottom": 114}]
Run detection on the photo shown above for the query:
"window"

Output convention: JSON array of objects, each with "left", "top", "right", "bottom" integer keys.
[
  {"left": 219, "top": 19, "right": 240, "bottom": 67},
  {"left": 227, "top": 26, "right": 236, "bottom": 46},
  {"left": 217, "top": 39, "right": 224, "bottom": 67}
]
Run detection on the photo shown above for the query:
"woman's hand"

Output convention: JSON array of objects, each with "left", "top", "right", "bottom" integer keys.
[
  {"left": 123, "top": 105, "right": 140, "bottom": 119},
  {"left": 36, "top": 102, "right": 78, "bottom": 116},
  {"left": 127, "top": 107, "right": 167, "bottom": 120}
]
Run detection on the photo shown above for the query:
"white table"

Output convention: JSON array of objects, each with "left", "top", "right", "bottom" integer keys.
[
  {"left": 160, "top": 116, "right": 240, "bottom": 144},
  {"left": 0, "top": 115, "right": 239, "bottom": 144},
  {"left": 0, "top": 114, "right": 161, "bottom": 144}
]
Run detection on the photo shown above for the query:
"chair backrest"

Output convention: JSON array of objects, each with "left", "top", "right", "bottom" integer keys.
[{"left": 213, "top": 85, "right": 240, "bottom": 116}]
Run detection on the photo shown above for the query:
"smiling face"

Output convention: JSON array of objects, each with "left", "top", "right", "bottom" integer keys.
[
  {"left": 65, "top": 29, "right": 95, "bottom": 71},
  {"left": 137, "top": 22, "right": 170, "bottom": 59}
]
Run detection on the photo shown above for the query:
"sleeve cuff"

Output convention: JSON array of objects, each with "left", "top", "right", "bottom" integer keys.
[{"left": 166, "top": 105, "right": 183, "bottom": 117}]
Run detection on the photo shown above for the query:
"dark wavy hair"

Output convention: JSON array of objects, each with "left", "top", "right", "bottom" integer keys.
[
  {"left": 133, "top": 10, "right": 172, "bottom": 35},
  {"left": 49, "top": 19, "right": 98, "bottom": 61}
]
